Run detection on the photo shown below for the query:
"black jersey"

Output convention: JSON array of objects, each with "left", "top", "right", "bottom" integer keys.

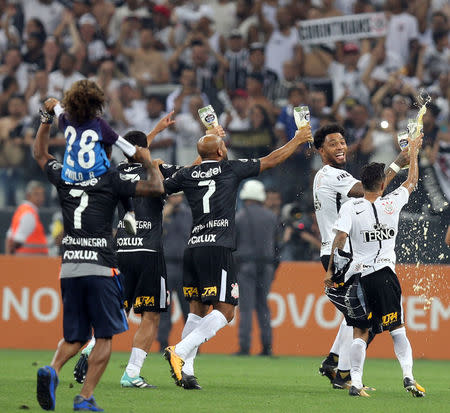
[
  {"left": 45, "top": 159, "right": 136, "bottom": 277},
  {"left": 163, "top": 159, "right": 260, "bottom": 249},
  {"left": 115, "top": 162, "right": 181, "bottom": 252}
]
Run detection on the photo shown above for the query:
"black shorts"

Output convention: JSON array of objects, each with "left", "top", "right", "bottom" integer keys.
[
  {"left": 118, "top": 251, "right": 168, "bottom": 314},
  {"left": 346, "top": 267, "right": 403, "bottom": 332},
  {"left": 183, "top": 246, "right": 238, "bottom": 306},
  {"left": 61, "top": 275, "right": 128, "bottom": 343}
]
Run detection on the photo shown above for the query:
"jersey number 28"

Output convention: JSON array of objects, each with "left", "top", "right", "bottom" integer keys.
[{"left": 65, "top": 126, "right": 99, "bottom": 169}]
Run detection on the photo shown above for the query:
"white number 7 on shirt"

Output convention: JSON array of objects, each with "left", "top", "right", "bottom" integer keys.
[{"left": 198, "top": 180, "right": 216, "bottom": 214}]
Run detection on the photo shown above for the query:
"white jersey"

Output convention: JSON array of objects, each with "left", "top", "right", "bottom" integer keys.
[
  {"left": 313, "top": 165, "right": 359, "bottom": 256},
  {"left": 333, "top": 186, "right": 409, "bottom": 280}
]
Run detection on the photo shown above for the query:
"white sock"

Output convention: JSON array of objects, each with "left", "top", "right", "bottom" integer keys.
[
  {"left": 82, "top": 337, "right": 96, "bottom": 355},
  {"left": 175, "top": 310, "right": 227, "bottom": 360},
  {"left": 350, "top": 338, "right": 366, "bottom": 389},
  {"left": 330, "top": 318, "right": 347, "bottom": 355},
  {"left": 125, "top": 347, "right": 147, "bottom": 378},
  {"left": 337, "top": 324, "right": 353, "bottom": 371},
  {"left": 181, "top": 313, "right": 202, "bottom": 376},
  {"left": 390, "top": 327, "right": 413, "bottom": 379}
]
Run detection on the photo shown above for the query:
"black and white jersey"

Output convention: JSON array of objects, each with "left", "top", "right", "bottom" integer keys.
[
  {"left": 313, "top": 165, "right": 359, "bottom": 256},
  {"left": 333, "top": 186, "right": 409, "bottom": 280},
  {"left": 164, "top": 159, "right": 261, "bottom": 249},
  {"left": 45, "top": 159, "right": 136, "bottom": 278},
  {"left": 115, "top": 162, "right": 181, "bottom": 253}
]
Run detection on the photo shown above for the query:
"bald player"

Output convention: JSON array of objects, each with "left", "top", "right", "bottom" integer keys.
[{"left": 163, "top": 126, "right": 313, "bottom": 389}]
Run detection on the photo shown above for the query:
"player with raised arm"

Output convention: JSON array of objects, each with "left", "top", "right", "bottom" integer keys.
[
  {"left": 324, "top": 134, "right": 426, "bottom": 398},
  {"left": 313, "top": 124, "right": 408, "bottom": 389},
  {"left": 33, "top": 110, "right": 163, "bottom": 411},
  {"left": 162, "top": 124, "right": 313, "bottom": 389},
  {"left": 44, "top": 80, "right": 138, "bottom": 234}
]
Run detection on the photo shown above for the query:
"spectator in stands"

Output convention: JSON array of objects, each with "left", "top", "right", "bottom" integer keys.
[
  {"left": 360, "top": 39, "right": 403, "bottom": 93},
  {"left": 423, "top": 30, "right": 449, "bottom": 84},
  {"left": 263, "top": 6, "right": 300, "bottom": 80},
  {"left": 235, "top": 0, "right": 258, "bottom": 43},
  {"left": 219, "top": 88, "right": 250, "bottom": 134},
  {"left": 391, "top": 94, "right": 413, "bottom": 131},
  {"left": 361, "top": 107, "right": 399, "bottom": 165},
  {"left": 174, "top": 95, "right": 205, "bottom": 165},
  {"left": 22, "top": 0, "right": 64, "bottom": 35},
  {"left": 211, "top": 0, "right": 238, "bottom": 38},
  {"left": 5, "top": 180, "right": 47, "bottom": 255},
  {"left": 26, "top": 69, "right": 49, "bottom": 116},
  {"left": 152, "top": 5, "right": 173, "bottom": 55},
  {"left": 138, "top": 95, "right": 175, "bottom": 163},
  {"left": 47, "top": 52, "right": 84, "bottom": 99},
  {"left": 246, "top": 72, "right": 276, "bottom": 123},
  {"left": 0, "top": 76, "right": 19, "bottom": 116},
  {"left": 166, "top": 67, "right": 208, "bottom": 115},
  {"left": 0, "top": 5, "right": 20, "bottom": 55},
  {"left": 224, "top": 30, "right": 249, "bottom": 92},
  {"left": 271, "top": 60, "right": 302, "bottom": 108},
  {"left": 328, "top": 42, "right": 369, "bottom": 110},
  {"left": 0, "top": 47, "right": 29, "bottom": 94},
  {"left": 108, "top": 0, "right": 150, "bottom": 42},
  {"left": 23, "top": 31, "right": 46, "bottom": 70},
  {"left": 77, "top": 13, "right": 108, "bottom": 73},
  {"left": 43, "top": 35, "right": 60, "bottom": 73},
  {"left": 385, "top": 0, "right": 419, "bottom": 65},
  {"left": 118, "top": 25, "right": 169, "bottom": 88},
  {"left": 246, "top": 42, "right": 278, "bottom": 101},
  {"left": 422, "top": 103, "right": 441, "bottom": 151}
]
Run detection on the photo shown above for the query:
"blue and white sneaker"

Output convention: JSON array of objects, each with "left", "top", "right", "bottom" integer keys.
[
  {"left": 37, "top": 366, "right": 59, "bottom": 410},
  {"left": 120, "top": 372, "right": 157, "bottom": 388},
  {"left": 73, "top": 395, "right": 104, "bottom": 411}
]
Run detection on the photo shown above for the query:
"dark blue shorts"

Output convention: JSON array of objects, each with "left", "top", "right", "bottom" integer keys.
[{"left": 60, "top": 275, "right": 128, "bottom": 343}]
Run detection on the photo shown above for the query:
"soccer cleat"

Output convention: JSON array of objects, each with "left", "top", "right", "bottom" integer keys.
[
  {"left": 349, "top": 385, "right": 370, "bottom": 397},
  {"left": 319, "top": 355, "right": 337, "bottom": 383},
  {"left": 332, "top": 370, "right": 351, "bottom": 389},
  {"left": 120, "top": 372, "right": 157, "bottom": 388},
  {"left": 74, "top": 353, "right": 89, "bottom": 384},
  {"left": 37, "top": 366, "right": 59, "bottom": 411},
  {"left": 403, "top": 377, "right": 426, "bottom": 397},
  {"left": 181, "top": 372, "right": 202, "bottom": 390},
  {"left": 163, "top": 346, "right": 185, "bottom": 386},
  {"left": 123, "top": 211, "right": 137, "bottom": 236},
  {"left": 73, "top": 395, "right": 104, "bottom": 411}
]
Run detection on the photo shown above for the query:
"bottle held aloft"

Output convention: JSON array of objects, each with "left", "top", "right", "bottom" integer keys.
[{"left": 198, "top": 105, "right": 219, "bottom": 130}]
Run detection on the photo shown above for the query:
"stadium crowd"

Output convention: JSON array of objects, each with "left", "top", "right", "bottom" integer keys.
[{"left": 0, "top": 0, "right": 449, "bottom": 261}]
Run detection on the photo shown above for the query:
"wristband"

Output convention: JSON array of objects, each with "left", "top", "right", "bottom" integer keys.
[
  {"left": 389, "top": 162, "right": 401, "bottom": 173},
  {"left": 39, "top": 108, "right": 54, "bottom": 124}
]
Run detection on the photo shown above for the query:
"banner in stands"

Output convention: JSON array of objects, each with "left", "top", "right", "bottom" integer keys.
[
  {"left": 0, "top": 257, "right": 449, "bottom": 359},
  {"left": 298, "top": 13, "right": 387, "bottom": 45}
]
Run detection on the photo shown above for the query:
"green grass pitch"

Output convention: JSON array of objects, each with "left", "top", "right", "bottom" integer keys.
[{"left": 0, "top": 349, "right": 448, "bottom": 412}]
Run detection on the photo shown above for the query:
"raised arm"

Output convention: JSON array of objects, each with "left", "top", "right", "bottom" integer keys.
[
  {"left": 133, "top": 147, "right": 164, "bottom": 197},
  {"left": 402, "top": 134, "right": 423, "bottom": 194},
  {"left": 259, "top": 127, "right": 313, "bottom": 172},
  {"left": 33, "top": 112, "right": 55, "bottom": 171},
  {"left": 146, "top": 111, "right": 175, "bottom": 147},
  {"left": 324, "top": 230, "right": 348, "bottom": 287}
]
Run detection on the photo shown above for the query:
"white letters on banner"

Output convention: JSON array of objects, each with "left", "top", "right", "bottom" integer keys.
[{"left": 298, "top": 13, "right": 387, "bottom": 45}]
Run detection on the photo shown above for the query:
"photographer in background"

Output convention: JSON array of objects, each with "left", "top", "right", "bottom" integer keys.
[
  {"left": 279, "top": 202, "right": 321, "bottom": 262},
  {"left": 235, "top": 180, "right": 278, "bottom": 356}
]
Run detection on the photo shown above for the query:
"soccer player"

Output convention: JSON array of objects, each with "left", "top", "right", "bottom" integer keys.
[
  {"left": 313, "top": 124, "right": 408, "bottom": 388},
  {"left": 163, "top": 125, "right": 314, "bottom": 389},
  {"left": 44, "top": 80, "right": 138, "bottom": 233},
  {"left": 325, "top": 134, "right": 426, "bottom": 397},
  {"left": 33, "top": 110, "right": 164, "bottom": 411}
]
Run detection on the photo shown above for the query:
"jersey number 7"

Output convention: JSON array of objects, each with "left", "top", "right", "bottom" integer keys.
[
  {"left": 69, "top": 189, "right": 89, "bottom": 229},
  {"left": 198, "top": 180, "right": 216, "bottom": 214}
]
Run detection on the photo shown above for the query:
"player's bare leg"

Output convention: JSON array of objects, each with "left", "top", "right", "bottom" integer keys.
[
  {"left": 80, "top": 338, "right": 112, "bottom": 399},
  {"left": 51, "top": 339, "right": 83, "bottom": 374},
  {"left": 121, "top": 312, "right": 159, "bottom": 388}
]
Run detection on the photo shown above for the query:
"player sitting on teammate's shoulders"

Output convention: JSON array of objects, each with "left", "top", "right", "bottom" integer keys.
[{"left": 43, "top": 80, "right": 138, "bottom": 234}]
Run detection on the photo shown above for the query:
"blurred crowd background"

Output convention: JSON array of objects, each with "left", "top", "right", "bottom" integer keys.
[{"left": 0, "top": 0, "right": 448, "bottom": 263}]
